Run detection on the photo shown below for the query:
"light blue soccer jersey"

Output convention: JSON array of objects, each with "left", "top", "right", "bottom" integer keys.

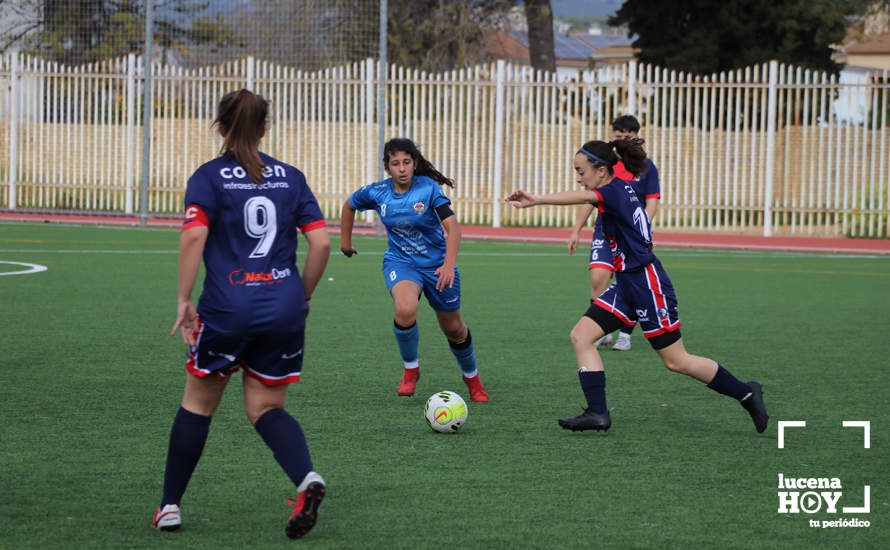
[{"left": 349, "top": 175, "right": 452, "bottom": 268}]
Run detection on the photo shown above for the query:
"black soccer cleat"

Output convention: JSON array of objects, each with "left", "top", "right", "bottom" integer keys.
[
  {"left": 286, "top": 482, "right": 326, "bottom": 539},
  {"left": 558, "top": 409, "right": 612, "bottom": 432},
  {"left": 741, "top": 380, "right": 769, "bottom": 433}
]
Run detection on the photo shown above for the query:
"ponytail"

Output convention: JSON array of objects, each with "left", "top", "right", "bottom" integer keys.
[
  {"left": 610, "top": 137, "right": 647, "bottom": 177},
  {"left": 383, "top": 138, "right": 454, "bottom": 188},
  {"left": 213, "top": 89, "right": 268, "bottom": 185}
]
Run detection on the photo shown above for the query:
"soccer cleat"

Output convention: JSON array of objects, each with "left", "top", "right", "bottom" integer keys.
[
  {"left": 612, "top": 333, "right": 632, "bottom": 351},
  {"left": 558, "top": 409, "right": 612, "bottom": 432},
  {"left": 397, "top": 368, "right": 420, "bottom": 396},
  {"left": 462, "top": 374, "right": 490, "bottom": 402},
  {"left": 595, "top": 333, "right": 614, "bottom": 348},
  {"left": 152, "top": 504, "right": 181, "bottom": 531},
  {"left": 741, "top": 380, "right": 769, "bottom": 433},
  {"left": 286, "top": 481, "right": 326, "bottom": 539}
]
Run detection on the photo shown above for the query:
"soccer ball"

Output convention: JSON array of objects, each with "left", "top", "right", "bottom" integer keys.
[{"left": 424, "top": 391, "right": 468, "bottom": 433}]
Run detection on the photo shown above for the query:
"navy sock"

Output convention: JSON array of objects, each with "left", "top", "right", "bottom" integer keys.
[
  {"left": 706, "top": 365, "right": 752, "bottom": 401},
  {"left": 619, "top": 325, "right": 634, "bottom": 335},
  {"left": 161, "top": 406, "right": 212, "bottom": 506},
  {"left": 578, "top": 370, "right": 607, "bottom": 414},
  {"left": 393, "top": 320, "right": 419, "bottom": 365},
  {"left": 448, "top": 329, "right": 477, "bottom": 377},
  {"left": 254, "top": 408, "right": 313, "bottom": 487}
]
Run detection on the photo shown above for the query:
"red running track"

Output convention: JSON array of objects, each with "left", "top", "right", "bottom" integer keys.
[{"left": 2, "top": 211, "right": 890, "bottom": 255}]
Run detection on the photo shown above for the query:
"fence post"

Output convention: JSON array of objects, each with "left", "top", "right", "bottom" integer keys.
[
  {"left": 125, "top": 53, "right": 136, "bottom": 213},
  {"left": 626, "top": 60, "right": 636, "bottom": 115},
  {"left": 377, "top": 0, "right": 387, "bottom": 183},
  {"left": 763, "top": 60, "right": 778, "bottom": 236},
  {"left": 492, "top": 59, "right": 506, "bottom": 227},
  {"left": 246, "top": 55, "right": 255, "bottom": 91},
  {"left": 140, "top": 0, "right": 153, "bottom": 225},
  {"left": 8, "top": 51, "right": 18, "bottom": 209},
  {"left": 364, "top": 57, "right": 375, "bottom": 223}
]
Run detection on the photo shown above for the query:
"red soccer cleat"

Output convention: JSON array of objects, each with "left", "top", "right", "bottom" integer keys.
[
  {"left": 286, "top": 481, "right": 326, "bottom": 539},
  {"left": 463, "top": 374, "right": 490, "bottom": 402},
  {"left": 397, "top": 368, "right": 420, "bottom": 396}
]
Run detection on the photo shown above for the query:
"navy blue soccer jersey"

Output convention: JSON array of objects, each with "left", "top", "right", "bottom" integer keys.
[
  {"left": 182, "top": 152, "right": 325, "bottom": 333},
  {"left": 349, "top": 175, "right": 452, "bottom": 268},
  {"left": 591, "top": 178, "right": 656, "bottom": 271}
]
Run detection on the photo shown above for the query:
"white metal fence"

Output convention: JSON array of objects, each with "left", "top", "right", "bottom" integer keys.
[{"left": 1, "top": 53, "right": 888, "bottom": 237}]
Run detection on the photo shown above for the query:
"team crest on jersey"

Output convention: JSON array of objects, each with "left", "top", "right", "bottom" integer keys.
[
  {"left": 657, "top": 307, "right": 669, "bottom": 319},
  {"left": 413, "top": 201, "right": 425, "bottom": 214}
]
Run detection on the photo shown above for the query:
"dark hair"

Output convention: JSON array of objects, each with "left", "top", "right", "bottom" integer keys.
[
  {"left": 578, "top": 138, "right": 648, "bottom": 177},
  {"left": 213, "top": 89, "right": 268, "bottom": 185},
  {"left": 383, "top": 138, "right": 454, "bottom": 188},
  {"left": 612, "top": 115, "right": 641, "bottom": 134}
]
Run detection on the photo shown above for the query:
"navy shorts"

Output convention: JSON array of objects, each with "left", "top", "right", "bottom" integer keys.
[
  {"left": 185, "top": 316, "right": 305, "bottom": 386},
  {"left": 382, "top": 260, "right": 461, "bottom": 312},
  {"left": 588, "top": 219, "right": 615, "bottom": 271},
  {"left": 592, "top": 260, "right": 681, "bottom": 340}
]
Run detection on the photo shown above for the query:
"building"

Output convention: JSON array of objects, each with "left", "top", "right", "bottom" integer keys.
[
  {"left": 843, "top": 32, "right": 890, "bottom": 71},
  {"left": 487, "top": 30, "right": 636, "bottom": 79}
]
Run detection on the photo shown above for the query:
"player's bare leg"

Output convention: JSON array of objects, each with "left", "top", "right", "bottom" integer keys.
[
  {"left": 589, "top": 267, "right": 615, "bottom": 348},
  {"left": 653, "top": 338, "right": 717, "bottom": 382},
  {"left": 181, "top": 372, "right": 228, "bottom": 416},
  {"left": 656, "top": 338, "right": 768, "bottom": 433}
]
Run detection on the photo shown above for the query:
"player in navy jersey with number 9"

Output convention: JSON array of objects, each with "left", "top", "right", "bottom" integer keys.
[
  {"left": 340, "top": 138, "right": 489, "bottom": 402},
  {"left": 506, "top": 138, "right": 768, "bottom": 434},
  {"left": 153, "top": 90, "right": 330, "bottom": 539}
]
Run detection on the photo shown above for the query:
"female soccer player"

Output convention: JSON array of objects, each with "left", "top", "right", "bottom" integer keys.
[
  {"left": 567, "top": 115, "right": 660, "bottom": 351},
  {"left": 506, "top": 138, "right": 768, "bottom": 434},
  {"left": 339, "top": 138, "right": 489, "bottom": 402},
  {"left": 153, "top": 89, "right": 330, "bottom": 539}
]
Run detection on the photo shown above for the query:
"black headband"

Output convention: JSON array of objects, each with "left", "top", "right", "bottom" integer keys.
[{"left": 577, "top": 148, "right": 612, "bottom": 166}]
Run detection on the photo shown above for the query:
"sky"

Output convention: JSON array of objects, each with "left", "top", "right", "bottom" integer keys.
[{"left": 551, "top": 0, "right": 624, "bottom": 17}]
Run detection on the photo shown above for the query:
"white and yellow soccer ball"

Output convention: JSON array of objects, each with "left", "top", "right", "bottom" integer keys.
[{"left": 424, "top": 391, "right": 468, "bottom": 433}]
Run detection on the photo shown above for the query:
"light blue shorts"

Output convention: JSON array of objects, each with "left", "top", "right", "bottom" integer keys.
[{"left": 382, "top": 260, "right": 461, "bottom": 312}]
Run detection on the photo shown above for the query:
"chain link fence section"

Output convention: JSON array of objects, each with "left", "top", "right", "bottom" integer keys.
[{"left": 0, "top": 1, "right": 380, "bottom": 70}]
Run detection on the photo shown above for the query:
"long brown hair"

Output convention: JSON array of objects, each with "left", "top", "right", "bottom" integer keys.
[
  {"left": 213, "top": 89, "right": 268, "bottom": 184},
  {"left": 383, "top": 138, "right": 454, "bottom": 188}
]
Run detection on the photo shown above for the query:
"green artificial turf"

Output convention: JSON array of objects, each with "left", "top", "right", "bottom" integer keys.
[{"left": 1, "top": 223, "right": 888, "bottom": 548}]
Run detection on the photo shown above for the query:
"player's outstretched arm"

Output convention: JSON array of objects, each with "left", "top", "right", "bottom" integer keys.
[
  {"left": 301, "top": 227, "right": 330, "bottom": 305},
  {"left": 339, "top": 200, "right": 358, "bottom": 257},
  {"left": 435, "top": 215, "right": 461, "bottom": 290},
  {"left": 506, "top": 189, "right": 598, "bottom": 208},
  {"left": 171, "top": 226, "right": 208, "bottom": 345}
]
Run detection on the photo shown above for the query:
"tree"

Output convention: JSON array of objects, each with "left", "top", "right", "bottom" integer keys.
[
  {"left": 523, "top": 0, "right": 555, "bottom": 72},
  {"left": 224, "top": 0, "right": 380, "bottom": 71},
  {"left": 0, "top": 0, "right": 223, "bottom": 65},
  {"left": 610, "top": 0, "right": 854, "bottom": 74},
  {"left": 386, "top": 0, "right": 511, "bottom": 72}
]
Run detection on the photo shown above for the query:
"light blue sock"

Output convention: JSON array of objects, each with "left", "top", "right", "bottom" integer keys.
[
  {"left": 393, "top": 321, "right": 419, "bottom": 367},
  {"left": 448, "top": 329, "right": 477, "bottom": 377}
]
